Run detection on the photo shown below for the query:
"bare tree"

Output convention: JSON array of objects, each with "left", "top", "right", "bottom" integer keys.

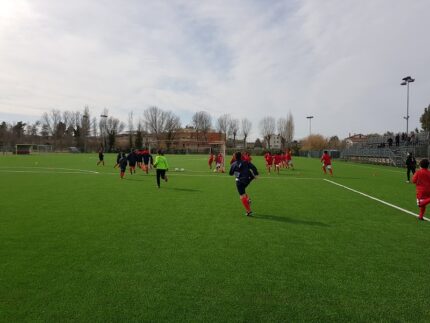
[
  {"left": 277, "top": 117, "right": 288, "bottom": 149},
  {"left": 135, "top": 118, "right": 144, "bottom": 149},
  {"left": 106, "top": 116, "right": 125, "bottom": 152},
  {"left": 99, "top": 108, "right": 109, "bottom": 148},
  {"left": 143, "top": 106, "right": 167, "bottom": 141},
  {"left": 192, "top": 111, "right": 212, "bottom": 142},
  {"left": 228, "top": 118, "right": 240, "bottom": 148},
  {"left": 241, "top": 118, "right": 252, "bottom": 149},
  {"left": 164, "top": 111, "right": 181, "bottom": 150},
  {"left": 128, "top": 111, "right": 134, "bottom": 149},
  {"left": 92, "top": 117, "right": 98, "bottom": 137},
  {"left": 216, "top": 114, "right": 230, "bottom": 140},
  {"left": 285, "top": 111, "right": 294, "bottom": 146},
  {"left": 259, "top": 116, "right": 276, "bottom": 149},
  {"left": 80, "top": 107, "right": 91, "bottom": 152},
  {"left": 41, "top": 109, "right": 62, "bottom": 146}
]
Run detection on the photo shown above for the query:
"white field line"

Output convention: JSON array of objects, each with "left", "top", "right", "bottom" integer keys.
[
  {"left": 324, "top": 179, "right": 429, "bottom": 222},
  {"left": 0, "top": 170, "right": 98, "bottom": 175},
  {"left": 0, "top": 166, "right": 99, "bottom": 174}
]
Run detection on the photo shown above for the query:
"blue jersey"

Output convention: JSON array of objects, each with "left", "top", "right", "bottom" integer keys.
[{"left": 229, "top": 160, "right": 259, "bottom": 185}]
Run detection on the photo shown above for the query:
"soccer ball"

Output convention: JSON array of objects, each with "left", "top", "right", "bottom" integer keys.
[
  {"left": 180, "top": 168, "right": 185, "bottom": 172},
  {"left": 174, "top": 168, "right": 179, "bottom": 171}
]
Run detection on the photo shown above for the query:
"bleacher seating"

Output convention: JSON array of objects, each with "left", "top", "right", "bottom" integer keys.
[{"left": 342, "top": 132, "right": 429, "bottom": 167}]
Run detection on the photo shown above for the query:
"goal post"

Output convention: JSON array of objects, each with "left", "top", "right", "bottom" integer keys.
[
  {"left": 144, "top": 139, "right": 226, "bottom": 156},
  {"left": 34, "top": 144, "right": 53, "bottom": 153}
]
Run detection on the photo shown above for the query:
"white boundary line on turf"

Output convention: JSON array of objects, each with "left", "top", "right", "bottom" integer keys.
[
  {"left": 0, "top": 166, "right": 99, "bottom": 174},
  {"left": 0, "top": 170, "right": 98, "bottom": 175},
  {"left": 324, "top": 179, "right": 429, "bottom": 222}
]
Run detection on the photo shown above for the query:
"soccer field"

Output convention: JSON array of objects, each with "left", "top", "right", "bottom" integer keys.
[{"left": 1, "top": 153, "right": 429, "bottom": 322}]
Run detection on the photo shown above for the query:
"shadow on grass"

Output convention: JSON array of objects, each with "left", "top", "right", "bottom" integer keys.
[
  {"left": 164, "top": 187, "right": 202, "bottom": 192},
  {"left": 254, "top": 214, "right": 329, "bottom": 227},
  {"left": 123, "top": 177, "right": 146, "bottom": 181}
]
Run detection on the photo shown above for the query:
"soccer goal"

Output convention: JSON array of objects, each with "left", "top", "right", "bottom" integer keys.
[
  {"left": 146, "top": 139, "right": 226, "bottom": 157},
  {"left": 15, "top": 144, "right": 33, "bottom": 155},
  {"left": 35, "top": 145, "right": 53, "bottom": 153}
]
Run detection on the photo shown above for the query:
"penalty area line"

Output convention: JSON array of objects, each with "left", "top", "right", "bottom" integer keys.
[{"left": 323, "top": 179, "right": 429, "bottom": 222}]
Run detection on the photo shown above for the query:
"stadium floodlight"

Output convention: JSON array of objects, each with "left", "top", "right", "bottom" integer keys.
[
  {"left": 401, "top": 76, "right": 415, "bottom": 134},
  {"left": 306, "top": 116, "right": 314, "bottom": 136}
]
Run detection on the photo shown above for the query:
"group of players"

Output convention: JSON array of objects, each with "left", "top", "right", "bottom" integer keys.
[
  {"left": 207, "top": 149, "right": 333, "bottom": 176},
  {"left": 96, "top": 145, "right": 430, "bottom": 220},
  {"left": 263, "top": 150, "right": 294, "bottom": 174},
  {"left": 97, "top": 147, "right": 169, "bottom": 188}
]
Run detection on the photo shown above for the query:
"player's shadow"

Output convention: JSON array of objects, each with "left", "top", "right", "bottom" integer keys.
[
  {"left": 165, "top": 187, "right": 202, "bottom": 192},
  {"left": 123, "top": 177, "right": 145, "bottom": 181},
  {"left": 254, "top": 214, "right": 329, "bottom": 227}
]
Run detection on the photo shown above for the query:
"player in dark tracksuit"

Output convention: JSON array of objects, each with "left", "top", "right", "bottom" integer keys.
[
  {"left": 114, "top": 151, "right": 121, "bottom": 168},
  {"left": 229, "top": 151, "right": 259, "bottom": 216},
  {"left": 405, "top": 152, "right": 417, "bottom": 183},
  {"left": 136, "top": 150, "right": 143, "bottom": 170},
  {"left": 119, "top": 153, "right": 128, "bottom": 179},
  {"left": 142, "top": 150, "right": 153, "bottom": 174},
  {"left": 97, "top": 146, "right": 105, "bottom": 166},
  {"left": 127, "top": 150, "right": 138, "bottom": 174}
]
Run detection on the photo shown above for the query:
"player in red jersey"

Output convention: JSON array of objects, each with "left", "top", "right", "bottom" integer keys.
[
  {"left": 243, "top": 151, "right": 252, "bottom": 162},
  {"left": 215, "top": 153, "right": 224, "bottom": 173},
  {"left": 264, "top": 151, "right": 273, "bottom": 174},
  {"left": 273, "top": 151, "right": 283, "bottom": 175},
  {"left": 281, "top": 152, "right": 287, "bottom": 168},
  {"left": 321, "top": 150, "right": 333, "bottom": 176},
  {"left": 412, "top": 159, "right": 430, "bottom": 221},
  {"left": 285, "top": 149, "right": 294, "bottom": 170},
  {"left": 208, "top": 152, "right": 215, "bottom": 170}
]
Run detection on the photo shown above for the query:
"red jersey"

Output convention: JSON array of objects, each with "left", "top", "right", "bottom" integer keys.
[
  {"left": 216, "top": 154, "right": 223, "bottom": 164},
  {"left": 208, "top": 154, "right": 214, "bottom": 163},
  {"left": 274, "top": 154, "right": 282, "bottom": 165},
  {"left": 285, "top": 152, "right": 292, "bottom": 161},
  {"left": 413, "top": 168, "right": 430, "bottom": 199},
  {"left": 265, "top": 153, "right": 273, "bottom": 165},
  {"left": 243, "top": 153, "right": 251, "bottom": 162},
  {"left": 321, "top": 153, "right": 331, "bottom": 165}
]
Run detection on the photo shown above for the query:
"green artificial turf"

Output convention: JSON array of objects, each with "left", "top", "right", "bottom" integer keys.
[{"left": 0, "top": 153, "right": 429, "bottom": 322}]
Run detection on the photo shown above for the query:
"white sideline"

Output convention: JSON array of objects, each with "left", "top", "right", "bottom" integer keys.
[{"left": 324, "top": 179, "right": 429, "bottom": 222}]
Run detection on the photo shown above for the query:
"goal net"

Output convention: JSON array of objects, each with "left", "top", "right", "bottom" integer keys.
[
  {"left": 145, "top": 139, "right": 226, "bottom": 156},
  {"left": 35, "top": 145, "right": 53, "bottom": 153}
]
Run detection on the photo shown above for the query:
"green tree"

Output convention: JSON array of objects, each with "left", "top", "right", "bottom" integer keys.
[{"left": 419, "top": 104, "right": 430, "bottom": 131}]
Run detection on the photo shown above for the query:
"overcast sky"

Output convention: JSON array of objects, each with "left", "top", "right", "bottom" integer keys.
[{"left": 1, "top": 0, "right": 429, "bottom": 140}]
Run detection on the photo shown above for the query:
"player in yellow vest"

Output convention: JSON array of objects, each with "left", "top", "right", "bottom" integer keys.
[{"left": 153, "top": 150, "right": 169, "bottom": 188}]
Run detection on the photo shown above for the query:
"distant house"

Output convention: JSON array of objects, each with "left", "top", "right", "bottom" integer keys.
[
  {"left": 345, "top": 134, "right": 367, "bottom": 147},
  {"left": 268, "top": 134, "right": 282, "bottom": 149}
]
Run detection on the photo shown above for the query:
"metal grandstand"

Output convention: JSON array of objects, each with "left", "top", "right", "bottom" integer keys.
[{"left": 341, "top": 132, "right": 429, "bottom": 167}]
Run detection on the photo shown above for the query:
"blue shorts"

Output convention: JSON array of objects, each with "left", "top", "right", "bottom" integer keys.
[{"left": 236, "top": 181, "right": 249, "bottom": 195}]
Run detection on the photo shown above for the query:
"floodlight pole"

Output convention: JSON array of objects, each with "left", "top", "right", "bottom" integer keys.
[
  {"left": 306, "top": 116, "right": 314, "bottom": 136},
  {"left": 401, "top": 76, "right": 415, "bottom": 135}
]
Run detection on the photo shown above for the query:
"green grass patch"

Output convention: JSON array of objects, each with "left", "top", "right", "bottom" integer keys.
[{"left": 1, "top": 153, "right": 429, "bottom": 322}]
